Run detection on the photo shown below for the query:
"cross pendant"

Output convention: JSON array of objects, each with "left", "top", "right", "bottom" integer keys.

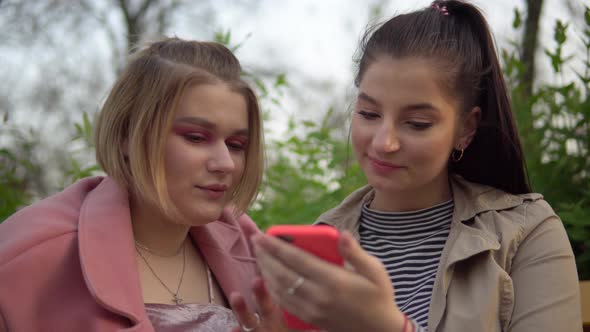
[{"left": 173, "top": 294, "right": 182, "bottom": 305}]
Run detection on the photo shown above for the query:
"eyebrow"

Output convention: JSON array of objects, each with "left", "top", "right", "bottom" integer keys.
[
  {"left": 358, "top": 92, "right": 439, "bottom": 113},
  {"left": 401, "top": 103, "right": 439, "bottom": 112},
  {"left": 358, "top": 92, "right": 381, "bottom": 107},
  {"left": 175, "top": 116, "right": 249, "bottom": 136}
]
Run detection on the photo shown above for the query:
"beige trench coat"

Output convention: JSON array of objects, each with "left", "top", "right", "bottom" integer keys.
[{"left": 316, "top": 176, "right": 582, "bottom": 332}]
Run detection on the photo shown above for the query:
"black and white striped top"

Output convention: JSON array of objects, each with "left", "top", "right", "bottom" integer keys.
[{"left": 359, "top": 199, "right": 454, "bottom": 331}]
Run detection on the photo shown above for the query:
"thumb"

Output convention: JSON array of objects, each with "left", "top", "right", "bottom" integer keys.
[{"left": 338, "top": 231, "right": 390, "bottom": 287}]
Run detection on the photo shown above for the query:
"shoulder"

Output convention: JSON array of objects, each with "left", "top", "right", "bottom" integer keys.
[
  {"left": 0, "top": 176, "right": 105, "bottom": 267},
  {"left": 486, "top": 188, "right": 557, "bottom": 233},
  {"left": 314, "top": 185, "right": 373, "bottom": 227},
  {"left": 452, "top": 175, "right": 553, "bottom": 222},
  {"left": 456, "top": 177, "right": 564, "bottom": 248}
]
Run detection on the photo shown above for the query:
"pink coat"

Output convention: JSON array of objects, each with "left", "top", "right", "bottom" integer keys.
[{"left": 0, "top": 176, "right": 260, "bottom": 331}]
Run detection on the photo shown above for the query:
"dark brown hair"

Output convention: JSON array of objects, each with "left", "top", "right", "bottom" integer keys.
[{"left": 354, "top": 0, "right": 531, "bottom": 194}]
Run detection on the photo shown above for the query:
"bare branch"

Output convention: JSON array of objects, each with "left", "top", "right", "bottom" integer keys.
[
  {"left": 520, "top": 0, "right": 544, "bottom": 98},
  {"left": 137, "top": 0, "right": 156, "bottom": 19}
]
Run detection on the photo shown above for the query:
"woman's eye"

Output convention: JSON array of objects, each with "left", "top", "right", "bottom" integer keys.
[
  {"left": 227, "top": 139, "right": 247, "bottom": 151},
  {"left": 407, "top": 121, "right": 432, "bottom": 130},
  {"left": 184, "top": 134, "right": 207, "bottom": 143},
  {"left": 357, "top": 110, "right": 380, "bottom": 120}
]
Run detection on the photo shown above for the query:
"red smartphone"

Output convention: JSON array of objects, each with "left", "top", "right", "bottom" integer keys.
[{"left": 266, "top": 225, "right": 344, "bottom": 331}]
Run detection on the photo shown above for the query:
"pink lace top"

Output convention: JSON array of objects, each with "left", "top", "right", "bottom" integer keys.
[{"left": 145, "top": 303, "right": 238, "bottom": 332}]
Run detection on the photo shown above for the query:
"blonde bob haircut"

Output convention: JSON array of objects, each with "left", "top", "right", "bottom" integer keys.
[{"left": 95, "top": 37, "right": 264, "bottom": 220}]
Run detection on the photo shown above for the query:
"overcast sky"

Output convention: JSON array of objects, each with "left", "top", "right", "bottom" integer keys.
[
  {"left": 205, "top": 0, "right": 590, "bottom": 133},
  {"left": 3, "top": 0, "right": 589, "bottom": 154}
]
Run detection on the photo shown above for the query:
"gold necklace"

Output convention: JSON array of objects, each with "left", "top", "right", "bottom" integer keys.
[
  {"left": 135, "top": 240, "right": 184, "bottom": 257},
  {"left": 135, "top": 241, "right": 187, "bottom": 304},
  {"left": 135, "top": 240, "right": 216, "bottom": 305}
]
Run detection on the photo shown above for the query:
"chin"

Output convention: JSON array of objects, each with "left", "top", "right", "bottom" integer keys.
[
  {"left": 368, "top": 176, "right": 408, "bottom": 193},
  {"left": 180, "top": 205, "right": 224, "bottom": 226}
]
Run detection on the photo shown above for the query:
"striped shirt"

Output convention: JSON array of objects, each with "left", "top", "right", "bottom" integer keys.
[{"left": 359, "top": 199, "right": 453, "bottom": 331}]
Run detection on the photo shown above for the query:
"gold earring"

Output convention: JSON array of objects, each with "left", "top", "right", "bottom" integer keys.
[{"left": 452, "top": 148, "right": 464, "bottom": 162}]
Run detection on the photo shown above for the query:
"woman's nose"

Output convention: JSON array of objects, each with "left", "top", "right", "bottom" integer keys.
[
  {"left": 372, "top": 122, "right": 400, "bottom": 153},
  {"left": 207, "top": 143, "right": 236, "bottom": 173}
]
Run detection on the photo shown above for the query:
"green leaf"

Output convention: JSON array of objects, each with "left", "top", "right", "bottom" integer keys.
[
  {"left": 302, "top": 120, "right": 316, "bottom": 128},
  {"left": 512, "top": 8, "right": 522, "bottom": 29},
  {"left": 274, "top": 73, "right": 288, "bottom": 88},
  {"left": 554, "top": 20, "right": 568, "bottom": 46}
]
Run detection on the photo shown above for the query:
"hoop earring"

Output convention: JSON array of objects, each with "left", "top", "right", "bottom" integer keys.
[{"left": 452, "top": 148, "right": 464, "bottom": 162}]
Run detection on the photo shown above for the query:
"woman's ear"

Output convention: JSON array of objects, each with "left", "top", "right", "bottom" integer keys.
[{"left": 456, "top": 106, "right": 481, "bottom": 149}]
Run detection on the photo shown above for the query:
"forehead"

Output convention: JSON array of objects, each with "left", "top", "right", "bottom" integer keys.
[
  {"left": 359, "top": 56, "right": 458, "bottom": 110},
  {"left": 175, "top": 83, "right": 249, "bottom": 132}
]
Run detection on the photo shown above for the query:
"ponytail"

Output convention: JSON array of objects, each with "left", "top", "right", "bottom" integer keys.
[{"left": 355, "top": 0, "right": 531, "bottom": 194}]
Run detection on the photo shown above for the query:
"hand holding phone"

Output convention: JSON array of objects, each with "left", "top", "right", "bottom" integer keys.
[{"left": 265, "top": 225, "right": 344, "bottom": 330}]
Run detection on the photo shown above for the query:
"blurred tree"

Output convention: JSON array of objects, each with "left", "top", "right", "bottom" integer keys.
[
  {"left": 0, "top": 0, "right": 236, "bottom": 70},
  {"left": 0, "top": 0, "right": 259, "bottom": 198},
  {"left": 520, "top": 0, "right": 544, "bottom": 99},
  {"left": 505, "top": 5, "right": 590, "bottom": 279}
]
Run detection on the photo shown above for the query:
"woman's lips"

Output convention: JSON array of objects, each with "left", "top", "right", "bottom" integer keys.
[
  {"left": 196, "top": 184, "right": 228, "bottom": 199},
  {"left": 368, "top": 156, "right": 404, "bottom": 174}
]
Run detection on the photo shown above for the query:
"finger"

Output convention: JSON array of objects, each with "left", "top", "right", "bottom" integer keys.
[
  {"left": 256, "top": 245, "right": 325, "bottom": 301},
  {"left": 338, "top": 231, "right": 390, "bottom": 287},
  {"left": 256, "top": 250, "right": 301, "bottom": 301},
  {"left": 252, "top": 277, "right": 276, "bottom": 318},
  {"left": 229, "top": 292, "right": 259, "bottom": 331},
  {"left": 252, "top": 277, "right": 292, "bottom": 330},
  {"left": 253, "top": 234, "right": 344, "bottom": 281},
  {"left": 255, "top": 249, "right": 330, "bottom": 324}
]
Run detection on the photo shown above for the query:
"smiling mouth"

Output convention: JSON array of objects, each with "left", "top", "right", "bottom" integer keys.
[{"left": 367, "top": 155, "right": 403, "bottom": 168}]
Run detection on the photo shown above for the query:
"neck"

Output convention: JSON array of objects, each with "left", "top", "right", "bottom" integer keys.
[
  {"left": 371, "top": 174, "right": 452, "bottom": 212},
  {"left": 130, "top": 195, "right": 191, "bottom": 256}
]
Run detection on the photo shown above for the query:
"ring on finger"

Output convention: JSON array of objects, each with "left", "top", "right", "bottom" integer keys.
[
  {"left": 241, "top": 312, "right": 260, "bottom": 332},
  {"left": 286, "top": 276, "right": 305, "bottom": 296}
]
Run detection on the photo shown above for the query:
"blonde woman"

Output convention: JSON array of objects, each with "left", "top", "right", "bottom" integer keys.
[{"left": 0, "top": 37, "right": 265, "bottom": 331}]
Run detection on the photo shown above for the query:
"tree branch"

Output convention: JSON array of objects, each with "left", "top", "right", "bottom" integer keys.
[{"left": 520, "top": 0, "right": 544, "bottom": 98}]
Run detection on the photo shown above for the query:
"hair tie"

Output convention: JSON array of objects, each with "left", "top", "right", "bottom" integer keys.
[{"left": 432, "top": 2, "right": 449, "bottom": 16}]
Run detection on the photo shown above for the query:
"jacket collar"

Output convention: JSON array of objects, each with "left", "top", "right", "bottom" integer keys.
[
  {"left": 315, "top": 175, "right": 536, "bottom": 237},
  {"left": 77, "top": 177, "right": 255, "bottom": 325}
]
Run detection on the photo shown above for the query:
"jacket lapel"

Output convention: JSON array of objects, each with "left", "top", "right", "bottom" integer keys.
[
  {"left": 77, "top": 177, "right": 147, "bottom": 327},
  {"left": 427, "top": 176, "right": 524, "bottom": 332},
  {"left": 427, "top": 217, "right": 501, "bottom": 331},
  {"left": 190, "top": 209, "right": 258, "bottom": 309}
]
